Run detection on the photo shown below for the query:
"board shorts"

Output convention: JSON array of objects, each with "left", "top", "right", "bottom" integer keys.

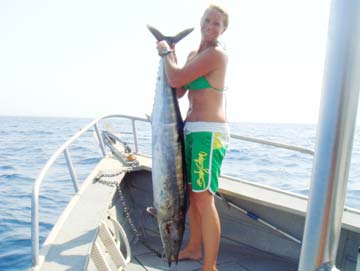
[{"left": 184, "top": 122, "right": 230, "bottom": 194}]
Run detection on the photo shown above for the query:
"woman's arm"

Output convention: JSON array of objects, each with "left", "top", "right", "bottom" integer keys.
[
  {"left": 166, "top": 44, "right": 188, "bottom": 99},
  {"left": 157, "top": 41, "right": 227, "bottom": 88}
]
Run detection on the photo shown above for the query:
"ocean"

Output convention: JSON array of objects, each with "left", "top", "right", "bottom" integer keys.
[{"left": 0, "top": 116, "right": 359, "bottom": 271}]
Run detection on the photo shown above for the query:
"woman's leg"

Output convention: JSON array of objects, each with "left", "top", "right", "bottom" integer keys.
[{"left": 192, "top": 191, "right": 220, "bottom": 271}]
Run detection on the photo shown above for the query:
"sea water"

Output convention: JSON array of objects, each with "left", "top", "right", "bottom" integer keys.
[{"left": 0, "top": 116, "right": 359, "bottom": 271}]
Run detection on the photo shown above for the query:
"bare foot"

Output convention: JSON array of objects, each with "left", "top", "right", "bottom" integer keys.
[
  {"left": 201, "top": 267, "right": 217, "bottom": 271},
  {"left": 177, "top": 248, "right": 202, "bottom": 261}
]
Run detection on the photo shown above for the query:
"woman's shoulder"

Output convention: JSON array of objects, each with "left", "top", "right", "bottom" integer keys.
[
  {"left": 187, "top": 46, "right": 227, "bottom": 60},
  {"left": 214, "top": 45, "right": 227, "bottom": 56},
  {"left": 185, "top": 47, "right": 227, "bottom": 69},
  {"left": 204, "top": 46, "right": 228, "bottom": 65}
]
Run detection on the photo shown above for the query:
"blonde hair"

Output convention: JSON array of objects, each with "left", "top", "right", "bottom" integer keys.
[{"left": 206, "top": 4, "right": 229, "bottom": 30}]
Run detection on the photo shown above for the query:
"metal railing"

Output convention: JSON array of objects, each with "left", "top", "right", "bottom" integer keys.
[
  {"left": 30, "top": 114, "right": 314, "bottom": 268},
  {"left": 30, "top": 114, "right": 148, "bottom": 268},
  {"left": 230, "top": 134, "right": 314, "bottom": 155}
]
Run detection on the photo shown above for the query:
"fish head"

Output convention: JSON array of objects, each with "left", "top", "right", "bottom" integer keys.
[{"left": 159, "top": 217, "right": 185, "bottom": 265}]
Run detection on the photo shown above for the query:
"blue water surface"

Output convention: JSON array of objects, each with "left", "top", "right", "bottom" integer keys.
[{"left": 0, "top": 116, "right": 359, "bottom": 271}]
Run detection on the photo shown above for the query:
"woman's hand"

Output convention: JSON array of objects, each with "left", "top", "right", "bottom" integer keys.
[
  {"left": 156, "top": 40, "right": 171, "bottom": 56},
  {"left": 169, "top": 43, "right": 178, "bottom": 63},
  {"left": 157, "top": 41, "right": 178, "bottom": 63}
]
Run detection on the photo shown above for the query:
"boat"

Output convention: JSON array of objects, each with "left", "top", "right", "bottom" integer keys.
[
  {"left": 29, "top": 1, "right": 360, "bottom": 270},
  {"left": 27, "top": 114, "right": 359, "bottom": 271}
]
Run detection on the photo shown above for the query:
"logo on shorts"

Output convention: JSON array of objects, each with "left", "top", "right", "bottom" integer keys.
[{"left": 194, "top": 151, "right": 209, "bottom": 189}]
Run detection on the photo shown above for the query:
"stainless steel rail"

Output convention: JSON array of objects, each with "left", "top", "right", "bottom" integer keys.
[
  {"left": 231, "top": 134, "right": 314, "bottom": 155},
  {"left": 30, "top": 114, "right": 314, "bottom": 268},
  {"left": 31, "top": 114, "right": 148, "bottom": 268}
]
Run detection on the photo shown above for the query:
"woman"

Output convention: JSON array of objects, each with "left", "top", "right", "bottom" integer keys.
[{"left": 156, "top": 5, "right": 229, "bottom": 271}]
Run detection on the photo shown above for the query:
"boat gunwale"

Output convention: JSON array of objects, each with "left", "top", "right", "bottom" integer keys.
[
  {"left": 221, "top": 173, "right": 360, "bottom": 216},
  {"left": 219, "top": 175, "right": 360, "bottom": 233}
]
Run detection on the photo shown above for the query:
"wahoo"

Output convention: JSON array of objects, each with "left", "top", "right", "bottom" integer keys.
[{"left": 147, "top": 25, "right": 193, "bottom": 265}]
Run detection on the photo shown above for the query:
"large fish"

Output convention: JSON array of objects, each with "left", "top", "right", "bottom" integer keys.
[{"left": 147, "top": 25, "right": 193, "bottom": 265}]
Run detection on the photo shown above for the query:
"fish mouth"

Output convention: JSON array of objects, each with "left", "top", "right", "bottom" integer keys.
[{"left": 159, "top": 219, "right": 185, "bottom": 265}]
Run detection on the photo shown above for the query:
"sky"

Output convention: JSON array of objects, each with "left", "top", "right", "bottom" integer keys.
[{"left": 0, "top": 0, "right": 334, "bottom": 123}]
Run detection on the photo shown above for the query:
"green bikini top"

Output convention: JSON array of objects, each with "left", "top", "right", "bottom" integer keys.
[{"left": 184, "top": 76, "right": 223, "bottom": 92}]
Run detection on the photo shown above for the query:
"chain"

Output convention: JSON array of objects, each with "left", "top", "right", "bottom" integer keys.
[
  {"left": 95, "top": 167, "right": 163, "bottom": 258},
  {"left": 117, "top": 184, "right": 162, "bottom": 258},
  {"left": 95, "top": 170, "right": 125, "bottom": 186}
]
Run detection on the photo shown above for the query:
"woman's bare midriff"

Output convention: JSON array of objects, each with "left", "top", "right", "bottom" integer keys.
[{"left": 186, "top": 89, "right": 226, "bottom": 122}]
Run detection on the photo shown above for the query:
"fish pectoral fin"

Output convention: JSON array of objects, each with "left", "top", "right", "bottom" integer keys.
[{"left": 146, "top": 206, "right": 157, "bottom": 217}]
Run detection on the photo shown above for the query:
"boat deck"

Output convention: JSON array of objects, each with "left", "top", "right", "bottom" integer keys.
[
  {"left": 93, "top": 167, "right": 300, "bottom": 271},
  {"left": 121, "top": 228, "right": 298, "bottom": 271}
]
